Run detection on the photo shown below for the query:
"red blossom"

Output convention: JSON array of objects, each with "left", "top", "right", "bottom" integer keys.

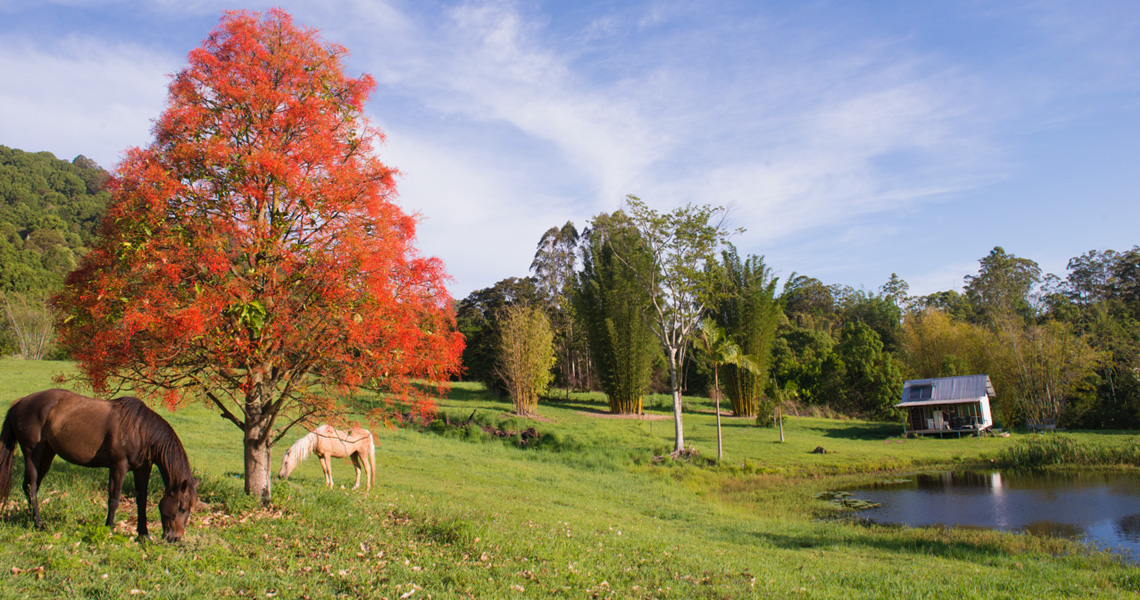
[{"left": 55, "top": 8, "right": 463, "bottom": 441}]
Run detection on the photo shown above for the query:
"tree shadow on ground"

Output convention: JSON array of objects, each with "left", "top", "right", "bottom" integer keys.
[
  {"left": 753, "top": 522, "right": 1082, "bottom": 568},
  {"left": 801, "top": 421, "right": 902, "bottom": 440},
  {"left": 442, "top": 383, "right": 507, "bottom": 406}
]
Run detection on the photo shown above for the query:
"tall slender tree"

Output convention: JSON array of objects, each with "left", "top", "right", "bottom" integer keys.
[
  {"left": 574, "top": 212, "right": 658, "bottom": 414},
  {"left": 965, "top": 246, "right": 1042, "bottom": 322},
  {"left": 54, "top": 10, "right": 463, "bottom": 500},
  {"left": 530, "top": 222, "right": 584, "bottom": 394},
  {"left": 496, "top": 304, "right": 556, "bottom": 416},
  {"left": 711, "top": 247, "right": 781, "bottom": 417},
  {"left": 694, "top": 319, "right": 761, "bottom": 460},
  {"left": 616, "top": 195, "right": 735, "bottom": 453}
]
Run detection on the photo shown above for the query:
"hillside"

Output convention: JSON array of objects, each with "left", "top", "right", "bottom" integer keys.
[
  {"left": 0, "top": 145, "right": 111, "bottom": 356},
  {"left": 0, "top": 145, "right": 110, "bottom": 293}
]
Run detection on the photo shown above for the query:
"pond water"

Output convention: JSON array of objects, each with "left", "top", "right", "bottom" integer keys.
[{"left": 847, "top": 470, "right": 1140, "bottom": 563}]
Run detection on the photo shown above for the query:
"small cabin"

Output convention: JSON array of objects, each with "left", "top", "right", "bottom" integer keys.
[{"left": 896, "top": 375, "right": 995, "bottom": 437}]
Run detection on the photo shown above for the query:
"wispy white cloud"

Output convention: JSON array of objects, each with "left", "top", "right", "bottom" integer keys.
[
  {"left": 0, "top": 34, "right": 175, "bottom": 168},
  {"left": 1, "top": 0, "right": 1136, "bottom": 299}
]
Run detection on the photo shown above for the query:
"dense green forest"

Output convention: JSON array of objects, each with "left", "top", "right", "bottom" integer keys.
[
  {"left": 460, "top": 230, "right": 1140, "bottom": 431},
  {"left": 1, "top": 143, "right": 1137, "bottom": 431},
  {"left": 0, "top": 145, "right": 110, "bottom": 356}
]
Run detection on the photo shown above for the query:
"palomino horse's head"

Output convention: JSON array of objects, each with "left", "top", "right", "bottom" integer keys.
[
  {"left": 278, "top": 448, "right": 293, "bottom": 479},
  {"left": 158, "top": 478, "right": 198, "bottom": 542}
]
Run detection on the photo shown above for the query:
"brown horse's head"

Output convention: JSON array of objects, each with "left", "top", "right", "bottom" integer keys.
[{"left": 159, "top": 479, "right": 198, "bottom": 542}]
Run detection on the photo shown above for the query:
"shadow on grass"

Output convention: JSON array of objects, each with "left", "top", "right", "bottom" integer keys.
[
  {"left": 814, "top": 422, "right": 902, "bottom": 440},
  {"left": 442, "top": 383, "right": 501, "bottom": 404},
  {"left": 756, "top": 524, "right": 1052, "bottom": 565}
]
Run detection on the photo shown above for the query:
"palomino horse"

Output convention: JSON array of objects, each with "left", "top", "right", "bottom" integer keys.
[
  {"left": 0, "top": 389, "right": 198, "bottom": 542},
  {"left": 278, "top": 424, "right": 375, "bottom": 491}
]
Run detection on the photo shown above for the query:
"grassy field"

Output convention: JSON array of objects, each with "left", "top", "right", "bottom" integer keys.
[{"left": 1, "top": 359, "right": 1138, "bottom": 599}]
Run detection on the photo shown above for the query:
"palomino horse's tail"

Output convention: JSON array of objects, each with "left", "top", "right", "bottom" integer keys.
[
  {"left": 367, "top": 432, "right": 376, "bottom": 489},
  {"left": 0, "top": 407, "right": 17, "bottom": 507}
]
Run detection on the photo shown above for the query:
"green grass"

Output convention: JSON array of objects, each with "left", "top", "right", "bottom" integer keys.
[
  {"left": 2, "top": 359, "right": 1139, "bottom": 599},
  {"left": 995, "top": 433, "right": 1140, "bottom": 469}
]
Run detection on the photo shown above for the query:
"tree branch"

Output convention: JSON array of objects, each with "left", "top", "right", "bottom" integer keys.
[
  {"left": 270, "top": 409, "right": 317, "bottom": 447},
  {"left": 206, "top": 390, "right": 246, "bottom": 430}
]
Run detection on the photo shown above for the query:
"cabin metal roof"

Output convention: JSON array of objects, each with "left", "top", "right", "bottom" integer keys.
[{"left": 895, "top": 375, "right": 995, "bottom": 407}]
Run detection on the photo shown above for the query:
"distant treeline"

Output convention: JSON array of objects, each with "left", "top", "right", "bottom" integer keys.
[{"left": 459, "top": 222, "right": 1140, "bottom": 431}]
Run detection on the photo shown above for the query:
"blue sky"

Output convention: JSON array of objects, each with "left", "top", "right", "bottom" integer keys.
[{"left": 1, "top": 0, "right": 1137, "bottom": 300}]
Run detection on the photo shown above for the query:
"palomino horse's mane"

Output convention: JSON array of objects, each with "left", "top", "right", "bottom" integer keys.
[
  {"left": 280, "top": 429, "right": 319, "bottom": 475},
  {"left": 115, "top": 396, "right": 193, "bottom": 487}
]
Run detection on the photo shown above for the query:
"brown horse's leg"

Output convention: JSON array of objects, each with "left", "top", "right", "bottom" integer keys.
[
  {"left": 350, "top": 454, "right": 362, "bottom": 490},
  {"left": 105, "top": 460, "right": 127, "bottom": 528},
  {"left": 22, "top": 447, "right": 53, "bottom": 530},
  {"left": 133, "top": 465, "right": 152, "bottom": 539}
]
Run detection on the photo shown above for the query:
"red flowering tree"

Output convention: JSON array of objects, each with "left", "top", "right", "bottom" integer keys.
[{"left": 55, "top": 9, "right": 463, "bottom": 500}]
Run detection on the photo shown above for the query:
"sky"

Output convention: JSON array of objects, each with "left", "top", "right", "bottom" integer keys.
[{"left": 1, "top": 0, "right": 1138, "bottom": 301}]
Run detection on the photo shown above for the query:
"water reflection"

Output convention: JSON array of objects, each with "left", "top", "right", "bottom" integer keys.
[
  {"left": 1115, "top": 514, "right": 1140, "bottom": 543},
  {"left": 850, "top": 471, "right": 1140, "bottom": 563}
]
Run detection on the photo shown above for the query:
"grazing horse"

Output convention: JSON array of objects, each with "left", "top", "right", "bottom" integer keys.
[
  {"left": 0, "top": 389, "right": 198, "bottom": 542},
  {"left": 278, "top": 424, "right": 375, "bottom": 491}
]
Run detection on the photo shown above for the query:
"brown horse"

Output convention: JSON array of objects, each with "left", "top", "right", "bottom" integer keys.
[
  {"left": 278, "top": 424, "right": 375, "bottom": 491},
  {"left": 0, "top": 389, "right": 198, "bottom": 542}
]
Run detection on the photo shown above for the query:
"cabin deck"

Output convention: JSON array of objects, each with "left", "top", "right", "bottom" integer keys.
[{"left": 904, "top": 425, "right": 991, "bottom": 439}]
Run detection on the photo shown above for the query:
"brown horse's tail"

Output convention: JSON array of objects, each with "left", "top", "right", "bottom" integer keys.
[{"left": 0, "top": 408, "right": 17, "bottom": 507}]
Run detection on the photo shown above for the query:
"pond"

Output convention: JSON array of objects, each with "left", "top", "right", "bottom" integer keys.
[{"left": 846, "top": 470, "right": 1140, "bottom": 563}]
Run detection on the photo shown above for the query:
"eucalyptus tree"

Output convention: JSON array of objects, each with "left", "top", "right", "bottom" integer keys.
[
  {"left": 880, "top": 273, "right": 911, "bottom": 310},
  {"left": 573, "top": 212, "right": 657, "bottom": 414},
  {"left": 614, "top": 195, "right": 735, "bottom": 454},
  {"left": 965, "top": 246, "right": 1042, "bottom": 323},
  {"left": 530, "top": 222, "right": 585, "bottom": 394}
]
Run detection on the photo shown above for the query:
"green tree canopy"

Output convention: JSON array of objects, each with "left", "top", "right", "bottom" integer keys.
[
  {"left": 821, "top": 322, "right": 903, "bottom": 420},
  {"left": 573, "top": 212, "right": 658, "bottom": 414},
  {"left": 964, "top": 246, "right": 1042, "bottom": 322},
  {"left": 456, "top": 277, "right": 542, "bottom": 394},
  {"left": 711, "top": 247, "right": 781, "bottom": 417}
]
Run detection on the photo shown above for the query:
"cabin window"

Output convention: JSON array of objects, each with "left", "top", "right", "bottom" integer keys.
[{"left": 909, "top": 385, "right": 932, "bottom": 402}]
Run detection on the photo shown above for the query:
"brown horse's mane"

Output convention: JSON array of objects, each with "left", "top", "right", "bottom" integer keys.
[{"left": 114, "top": 396, "right": 193, "bottom": 489}]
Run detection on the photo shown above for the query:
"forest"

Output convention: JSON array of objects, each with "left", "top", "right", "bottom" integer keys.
[
  {"left": 1, "top": 142, "right": 1137, "bottom": 431},
  {"left": 0, "top": 145, "right": 110, "bottom": 358},
  {"left": 459, "top": 217, "right": 1140, "bottom": 432}
]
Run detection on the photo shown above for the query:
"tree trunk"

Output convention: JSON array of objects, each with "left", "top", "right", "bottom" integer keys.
[
  {"left": 778, "top": 405, "right": 784, "bottom": 443},
  {"left": 609, "top": 395, "right": 642, "bottom": 414},
  {"left": 668, "top": 349, "right": 685, "bottom": 453},
  {"left": 244, "top": 428, "right": 272, "bottom": 501},
  {"left": 714, "top": 372, "right": 723, "bottom": 461},
  {"left": 243, "top": 386, "right": 273, "bottom": 502}
]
